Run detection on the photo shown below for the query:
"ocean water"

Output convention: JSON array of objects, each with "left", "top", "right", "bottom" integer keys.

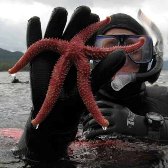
[{"left": 0, "top": 71, "right": 168, "bottom": 168}]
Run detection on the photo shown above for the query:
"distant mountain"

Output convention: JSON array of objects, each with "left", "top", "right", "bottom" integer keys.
[
  {"left": 0, "top": 48, "right": 23, "bottom": 59},
  {"left": 0, "top": 48, "right": 26, "bottom": 71}
]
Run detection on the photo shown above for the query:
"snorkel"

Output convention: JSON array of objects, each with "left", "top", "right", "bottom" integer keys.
[{"left": 135, "top": 9, "right": 163, "bottom": 84}]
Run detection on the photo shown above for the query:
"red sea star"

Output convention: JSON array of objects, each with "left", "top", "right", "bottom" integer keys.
[{"left": 8, "top": 17, "right": 145, "bottom": 128}]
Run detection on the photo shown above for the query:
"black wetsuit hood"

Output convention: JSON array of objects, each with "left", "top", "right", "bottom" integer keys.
[{"left": 98, "top": 13, "right": 148, "bottom": 35}]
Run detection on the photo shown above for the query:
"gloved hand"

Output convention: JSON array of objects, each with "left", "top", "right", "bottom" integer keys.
[
  {"left": 83, "top": 99, "right": 168, "bottom": 142},
  {"left": 17, "top": 6, "right": 100, "bottom": 164},
  {"left": 83, "top": 99, "right": 148, "bottom": 139},
  {"left": 16, "top": 6, "right": 126, "bottom": 165}
]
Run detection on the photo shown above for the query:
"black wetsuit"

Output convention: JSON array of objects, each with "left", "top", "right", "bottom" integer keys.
[{"left": 97, "top": 84, "right": 168, "bottom": 116}]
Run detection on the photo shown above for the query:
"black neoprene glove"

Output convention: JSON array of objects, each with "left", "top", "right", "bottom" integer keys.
[
  {"left": 17, "top": 6, "right": 101, "bottom": 164},
  {"left": 83, "top": 99, "right": 168, "bottom": 141},
  {"left": 16, "top": 6, "right": 126, "bottom": 166},
  {"left": 83, "top": 99, "right": 148, "bottom": 139}
]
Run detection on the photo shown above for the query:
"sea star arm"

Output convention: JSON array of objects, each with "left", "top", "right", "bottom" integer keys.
[
  {"left": 8, "top": 38, "right": 67, "bottom": 74},
  {"left": 75, "top": 54, "right": 109, "bottom": 127},
  {"left": 84, "top": 37, "right": 145, "bottom": 60},
  {"left": 31, "top": 55, "right": 71, "bottom": 126},
  {"left": 71, "top": 17, "right": 111, "bottom": 44}
]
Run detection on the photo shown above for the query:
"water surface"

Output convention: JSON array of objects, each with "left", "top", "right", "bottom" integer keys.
[{"left": 0, "top": 71, "right": 168, "bottom": 168}]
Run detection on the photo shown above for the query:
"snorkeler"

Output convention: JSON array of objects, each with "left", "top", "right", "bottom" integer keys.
[
  {"left": 83, "top": 12, "right": 168, "bottom": 140},
  {"left": 13, "top": 6, "right": 168, "bottom": 167},
  {"left": 11, "top": 76, "right": 20, "bottom": 83}
]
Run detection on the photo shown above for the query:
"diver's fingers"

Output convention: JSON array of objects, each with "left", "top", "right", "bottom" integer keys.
[
  {"left": 61, "top": 6, "right": 91, "bottom": 90},
  {"left": 44, "top": 7, "right": 68, "bottom": 38},
  {"left": 83, "top": 115, "right": 112, "bottom": 131},
  {"left": 62, "top": 6, "right": 91, "bottom": 40},
  {"left": 91, "top": 50, "right": 126, "bottom": 93},
  {"left": 86, "top": 13, "right": 100, "bottom": 46},
  {"left": 89, "top": 13, "right": 100, "bottom": 24},
  {"left": 26, "top": 16, "right": 42, "bottom": 48},
  {"left": 83, "top": 109, "right": 112, "bottom": 127}
]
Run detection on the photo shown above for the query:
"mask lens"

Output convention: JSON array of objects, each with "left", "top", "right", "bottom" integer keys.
[
  {"left": 95, "top": 35, "right": 153, "bottom": 64},
  {"left": 128, "top": 36, "right": 153, "bottom": 63},
  {"left": 125, "top": 37, "right": 143, "bottom": 63},
  {"left": 95, "top": 36, "right": 119, "bottom": 47},
  {"left": 124, "top": 37, "right": 139, "bottom": 45}
]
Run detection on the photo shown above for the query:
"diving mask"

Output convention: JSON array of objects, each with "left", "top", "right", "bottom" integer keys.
[{"left": 95, "top": 34, "right": 153, "bottom": 64}]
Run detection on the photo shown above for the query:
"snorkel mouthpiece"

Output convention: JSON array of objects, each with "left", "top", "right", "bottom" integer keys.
[{"left": 111, "top": 72, "right": 136, "bottom": 91}]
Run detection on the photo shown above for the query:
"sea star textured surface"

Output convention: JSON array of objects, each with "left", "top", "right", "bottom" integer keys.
[{"left": 9, "top": 17, "right": 145, "bottom": 128}]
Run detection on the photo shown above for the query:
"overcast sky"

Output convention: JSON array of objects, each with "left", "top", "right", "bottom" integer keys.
[{"left": 0, "top": 0, "right": 167, "bottom": 59}]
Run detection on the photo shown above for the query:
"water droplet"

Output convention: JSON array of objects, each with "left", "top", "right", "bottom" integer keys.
[
  {"left": 36, "top": 124, "right": 39, "bottom": 129},
  {"left": 102, "top": 127, "right": 107, "bottom": 131},
  {"left": 11, "top": 73, "right": 16, "bottom": 77}
]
